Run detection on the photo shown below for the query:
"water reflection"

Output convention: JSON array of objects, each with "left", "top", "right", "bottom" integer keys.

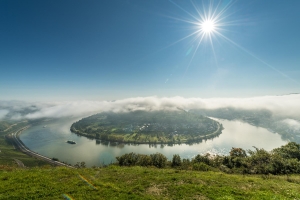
[{"left": 20, "top": 117, "right": 287, "bottom": 167}]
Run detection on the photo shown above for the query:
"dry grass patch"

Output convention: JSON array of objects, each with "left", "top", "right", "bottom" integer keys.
[
  {"left": 192, "top": 194, "right": 210, "bottom": 200},
  {"left": 146, "top": 184, "right": 167, "bottom": 196},
  {"left": 176, "top": 180, "right": 185, "bottom": 185}
]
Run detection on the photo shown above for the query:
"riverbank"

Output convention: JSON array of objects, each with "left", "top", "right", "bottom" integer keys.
[
  {"left": 6, "top": 126, "right": 74, "bottom": 168},
  {"left": 0, "top": 121, "right": 49, "bottom": 167}
]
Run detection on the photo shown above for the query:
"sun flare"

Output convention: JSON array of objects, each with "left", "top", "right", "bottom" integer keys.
[
  {"left": 168, "top": 0, "right": 232, "bottom": 75},
  {"left": 201, "top": 20, "right": 215, "bottom": 34}
]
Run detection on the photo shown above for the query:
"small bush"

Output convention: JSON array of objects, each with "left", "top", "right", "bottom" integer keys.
[
  {"left": 137, "top": 155, "right": 152, "bottom": 166},
  {"left": 151, "top": 153, "right": 167, "bottom": 168},
  {"left": 193, "top": 154, "right": 211, "bottom": 165},
  {"left": 172, "top": 154, "right": 182, "bottom": 167},
  {"left": 193, "top": 163, "right": 210, "bottom": 171},
  {"left": 116, "top": 152, "right": 139, "bottom": 166}
]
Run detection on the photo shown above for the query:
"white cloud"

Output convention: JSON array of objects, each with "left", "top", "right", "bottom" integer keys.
[
  {"left": 1, "top": 94, "right": 300, "bottom": 120},
  {"left": 281, "top": 119, "right": 300, "bottom": 130},
  {"left": 0, "top": 109, "right": 9, "bottom": 120}
]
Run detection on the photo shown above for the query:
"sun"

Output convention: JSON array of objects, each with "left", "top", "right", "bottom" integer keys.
[
  {"left": 201, "top": 20, "right": 216, "bottom": 34},
  {"left": 167, "top": 0, "right": 232, "bottom": 74}
]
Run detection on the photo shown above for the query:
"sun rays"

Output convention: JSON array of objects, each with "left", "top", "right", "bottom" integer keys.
[
  {"left": 166, "top": 0, "right": 299, "bottom": 85},
  {"left": 168, "top": 0, "right": 232, "bottom": 75}
]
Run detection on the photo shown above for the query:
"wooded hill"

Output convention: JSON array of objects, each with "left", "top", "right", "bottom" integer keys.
[{"left": 70, "top": 110, "right": 223, "bottom": 144}]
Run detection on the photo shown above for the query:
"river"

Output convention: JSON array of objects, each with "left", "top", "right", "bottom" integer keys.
[{"left": 20, "top": 117, "right": 287, "bottom": 167}]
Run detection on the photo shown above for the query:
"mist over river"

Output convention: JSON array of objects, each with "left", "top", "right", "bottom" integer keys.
[{"left": 20, "top": 117, "right": 287, "bottom": 167}]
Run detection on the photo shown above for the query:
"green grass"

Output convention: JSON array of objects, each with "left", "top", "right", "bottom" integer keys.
[{"left": 1, "top": 165, "right": 300, "bottom": 199}]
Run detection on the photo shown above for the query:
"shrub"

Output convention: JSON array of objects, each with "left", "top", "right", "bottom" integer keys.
[
  {"left": 219, "top": 165, "right": 232, "bottom": 173},
  {"left": 230, "top": 148, "right": 247, "bottom": 158},
  {"left": 172, "top": 154, "right": 182, "bottom": 167},
  {"left": 193, "top": 163, "right": 210, "bottom": 171},
  {"left": 246, "top": 148, "right": 272, "bottom": 174},
  {"left": 273, "top": 142, "right": 300, "bottom": 160},
  {"left": 74, "top": 161, "right": 86, "bottom": 168},
  {"left": 116, "top": 152, "right": 139, "bottom": 166},
  {"left": 193, "top": 154, "right": 210, "bottom": 165},
  {"left": 210, "top": 155, "right": 224, "bottom": 167},
  {"left": 181, "top": 158, "right": 191, "bottom": 170},
  {"left": 137, "top": 155, "right": 152, "bottom": 166},
  {"left": 115, "top": 142, "right": 300, "bottom": 174},
  {"left": 150, "top": 153, "right": 167, "bottom": 168}
]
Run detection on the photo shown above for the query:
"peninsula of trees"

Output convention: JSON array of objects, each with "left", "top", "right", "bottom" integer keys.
[{"left": 70, "top": 110, "right": 223, "bottom": 144}]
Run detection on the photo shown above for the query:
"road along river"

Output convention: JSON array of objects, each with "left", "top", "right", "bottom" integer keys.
[
  {"left": 7, "top": 126, "right": 74, "bottom": 168},
  {"left": 20, "top": 117, "right": 287, "bottom": 167}
]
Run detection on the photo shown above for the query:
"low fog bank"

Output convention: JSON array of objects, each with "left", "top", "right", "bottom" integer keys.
[
  {"left": 1, "top": 94, "right": 300, "bottom": 127},
  {"left": 281, "top": 119, "right": 300, "bottom": 131},
  {"left": 0, "top": 109, "right": 9, "bottom": 120}
]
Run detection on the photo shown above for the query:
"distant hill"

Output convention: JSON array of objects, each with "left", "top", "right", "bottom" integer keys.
[
  {"left": 191, "top": 108, "right": 300, "bottom": 143},
  {"left": 70, "top": 110, "right": 223, "bottom": 144}
]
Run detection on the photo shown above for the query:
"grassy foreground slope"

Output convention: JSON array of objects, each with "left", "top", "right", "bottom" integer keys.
[{"left": 1, "top": 166, "right": 300, "bottom": 200}]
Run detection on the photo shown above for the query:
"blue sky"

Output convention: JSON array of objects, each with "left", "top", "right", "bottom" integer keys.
[{"left": 1, "top": 0, "right": 300, "bottom": 101}]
